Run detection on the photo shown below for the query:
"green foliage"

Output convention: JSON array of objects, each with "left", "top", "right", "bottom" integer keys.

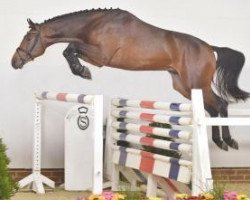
[
  {"left": 117, "top": 122, "right": 181, "bottom": 159},
  {"left": 149, "top": 122, "right": 172, "bottom": 129},
  {"left": 0, "top": 138, "right": 18, "bottom": 200},
  {"left": 118, "top": 182, "right": 144, "bottom": 200},
  {"left": 143, "top": 122, "right": 181, "bottom": 159},
  {"left": 210, "top": 181, "right": 226, "bottom": 200}
]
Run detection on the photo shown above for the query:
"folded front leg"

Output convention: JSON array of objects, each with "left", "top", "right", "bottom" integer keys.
[{"left": 63, "top": 43, "right": 92, "bottom": 80}]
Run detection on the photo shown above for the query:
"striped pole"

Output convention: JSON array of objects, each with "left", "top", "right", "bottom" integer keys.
[
  {"left": 111, "top": 121, "right": 191, "bottom": 140},
  {"left": 111, "top": 97, "right": 193, "bottom": 196},
  {"left": 111, "top": 110, "right": 192, "bottom": 126},
  {"left": 112, "top": 131, "right": 192, "bottom": 154},
  {"left": 110, "top": 91, "right": 213, "bottom": 197},
  {"left": 112, "top": 98, "right": 192, "bottom": 112},
  {"left": 112, "top": 146, "right": 192, "bottom": 184},
  {"left": 35, "top": 91, "right": 94, "bottom": 104}
]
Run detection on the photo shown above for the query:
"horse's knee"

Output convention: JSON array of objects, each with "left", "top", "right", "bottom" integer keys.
[
  {"left": 219, "top": 102, "right": 228, "bottom": 117},
  {"left": 63, "top": 48, "right": 71, "bottom": 58},
  {"left": 63, "top": 49, "right": 68, "bottom": 57},
  {"left": 205, "top": 105, "right": 218, "bottom": 117},
  {"left": 63, "top": 43, "right": 77, "bottom": 57}
]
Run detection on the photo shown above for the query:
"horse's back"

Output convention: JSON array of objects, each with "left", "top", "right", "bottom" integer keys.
[
  {"left": 86, "top": 9, "right": 166, "bottom": 42},
  {"left": 83, "top": 10, "right": 174, "bottom": 69},
  {"left": 81, "top": 9, "right": 215, "bottom": 71}
]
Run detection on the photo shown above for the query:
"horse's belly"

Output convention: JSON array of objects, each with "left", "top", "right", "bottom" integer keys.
[
  {"left": 108, "top": 48, "right": 171, "bottom": 70},
  {"left": 109, "top": 58, "right": 170, "bottom": 70}
]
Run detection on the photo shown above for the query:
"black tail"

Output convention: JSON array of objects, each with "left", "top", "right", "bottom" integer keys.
[{"left": 212, "top": 46, "right": 249, "bottom": 102}]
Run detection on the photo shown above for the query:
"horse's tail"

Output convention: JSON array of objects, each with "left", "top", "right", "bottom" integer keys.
[{"left": 212, "top": 46, "right": 249, "bottom": 102}]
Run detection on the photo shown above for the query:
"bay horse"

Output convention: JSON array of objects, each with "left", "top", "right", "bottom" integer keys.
[{"left": 11, "top": 8, "right": 249, "bottom": 150}]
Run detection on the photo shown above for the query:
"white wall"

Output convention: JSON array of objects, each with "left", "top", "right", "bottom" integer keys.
[{"left": 1, "top": 0, "right": 250, "bottom": 168}]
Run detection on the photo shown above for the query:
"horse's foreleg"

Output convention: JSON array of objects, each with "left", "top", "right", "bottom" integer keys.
[
  {"left": 75, "top": 43, "right": 108, "bottom": 67},
  {"left": 63, "top": 43, "right": 92, "bottom": 80},
  {"left": 219, "top": 105, "right": 239, "bottom": 149}
]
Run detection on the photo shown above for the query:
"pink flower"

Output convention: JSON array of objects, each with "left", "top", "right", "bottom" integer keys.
[
  {"left": 224, "top": 191, "right": 238, "bottom": 200},
  {"left": 102, "top": 191, "right": 114, "bottom": 200}
]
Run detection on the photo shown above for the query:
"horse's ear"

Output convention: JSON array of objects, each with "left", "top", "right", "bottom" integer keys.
[{"left": 27, "top": 18, "right": 39, "bottom": 30}]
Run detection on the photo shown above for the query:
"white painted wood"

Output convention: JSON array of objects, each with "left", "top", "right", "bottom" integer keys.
[
  {"left": 191, "top": 89, "right": 213, "bottom": 195},
  {"left": 108, "top": 89, "right": 250, "bottom": 197},
  {"left": 146, "top": 174, "right": 157, "bottom": 197},
  {"left": 92, "top": 95, "right": 104, "bottom": 194},
  {"left": 18, "top": 100, "right": 55, "bottom": 194},
  {"left": 19, "top": 92, "right": 103, "bottom": 194},
  {"left": 111, "top": 164, "right": 120, "bottom": 191},
  {"left": 64, "top": 104, "right": 94, "bottom": 191}
]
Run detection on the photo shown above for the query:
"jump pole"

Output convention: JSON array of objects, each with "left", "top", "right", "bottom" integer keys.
[
  {"left": 19, "top": 92, "right": 103, "bottom": 194},
  {"left": 191, "top": 89, "right": 213, "bottom": 195},
  {"left": 109, "top": 90, "right": 213, "bottom": 197},
  {"left": 18, "top": 99, "right": 55, "bottom": 193}
]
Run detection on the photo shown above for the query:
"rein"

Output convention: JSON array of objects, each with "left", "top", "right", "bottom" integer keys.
[{"left": 16, "top": 31, "right": 44, "bottom": 65}]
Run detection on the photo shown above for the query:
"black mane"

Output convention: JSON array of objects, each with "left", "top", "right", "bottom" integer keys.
[{"left": 41, "top": 8, "right": 120, "bottom": 24}]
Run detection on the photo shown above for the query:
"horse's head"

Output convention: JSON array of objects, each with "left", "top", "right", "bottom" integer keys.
[{"left": 11, "top": 19, "right": 45, "bottom": 69}]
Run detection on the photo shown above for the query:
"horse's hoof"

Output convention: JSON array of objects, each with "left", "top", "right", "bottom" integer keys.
[
  {"left": 81, "top": 67, "right": 92, "bottom": 80},
  {"left": 228, "top": 139, "right": 239, "bottom": 150},
  {"left": 221, "top": 142, "right": 229, "bottom": 151},
  {"left": 83, "top": 74, "right": 92, "bottom": 80},
  {"left": 216, "top": 142, "right": 228, "bottom": 151},
  {"left": 223, "top": 137, "right": 239, "bottom": 150}
]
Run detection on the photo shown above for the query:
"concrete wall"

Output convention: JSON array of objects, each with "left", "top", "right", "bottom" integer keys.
[{"left": 1, "top": 0, "right": 250, "bottom": 168}]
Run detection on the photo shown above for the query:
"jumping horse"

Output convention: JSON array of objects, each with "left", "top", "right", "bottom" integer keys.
[{"left": 11, "top": 8, "right": 249, "bottom": 150}]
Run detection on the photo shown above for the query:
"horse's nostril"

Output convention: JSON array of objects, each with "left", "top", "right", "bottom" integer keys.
[
  {"left": 11, "top": 59, "right": 16, "bottom": 68},
  {"left": 11, "top": 57, "right": 19, "bottom": 69}
]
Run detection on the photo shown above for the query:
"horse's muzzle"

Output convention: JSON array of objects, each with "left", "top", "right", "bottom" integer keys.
[{"left": 11, "top": 56, "right": 24, "bottom": 69}]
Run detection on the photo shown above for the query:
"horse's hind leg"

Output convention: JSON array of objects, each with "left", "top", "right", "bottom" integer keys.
[
  {"left": 63, "top": 43, "right": 92, "bottom": 79},
  {"left": 204, "top": 88, "right": 240, "bottom": 150},
  {"left": 219, "top": 104, "right": 239, "bottom": 149},
  {"left": 206, "top": 89, "right": 239, "bottom": 149},
  {"left": 171, "top": 69, "right": 233, "bottom": 151},
  {"left": 205, "top": 105, "right": 228, "bottom": 151}
]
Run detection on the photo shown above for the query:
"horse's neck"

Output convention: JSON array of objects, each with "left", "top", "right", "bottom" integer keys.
[{"left": 42, "top": 18, "right": 88, "bottom": 46}]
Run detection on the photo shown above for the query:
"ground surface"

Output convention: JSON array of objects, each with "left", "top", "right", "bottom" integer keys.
[
  {"left": 11, "top": 184, "right": 250, "bottom": 200},
  {"left": 226, "top": 183, "right": 250, "bottom": 193},
  {"left": 11, "top": 188, "right": 90, "bottom": 200}
]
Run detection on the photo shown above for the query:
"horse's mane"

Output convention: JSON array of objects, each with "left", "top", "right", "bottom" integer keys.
[{"left": 41, "top": 8, "right": 120, "bottom": 24}]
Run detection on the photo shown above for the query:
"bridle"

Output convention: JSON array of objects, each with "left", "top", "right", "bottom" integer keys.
[{"left": 16, "top": 31, "right": 44, "bottom": 66}]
